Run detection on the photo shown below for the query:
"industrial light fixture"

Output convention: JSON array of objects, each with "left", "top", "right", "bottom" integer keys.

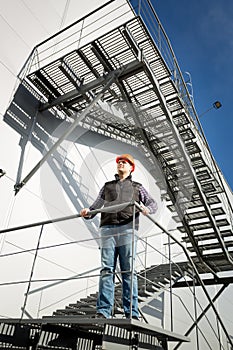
[
  {"left": 213, "top": 101, "right": 222, "bottom": 109},
  {"left": 199, "top": 101, "right": 222, "bottom": 117}
]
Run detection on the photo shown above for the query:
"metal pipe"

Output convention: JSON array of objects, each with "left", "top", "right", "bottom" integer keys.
[
  {"left": 129, "top": 204, "right": 136, "bottom": 319},
  {"left": 193, "top": 273, "right": 200, "bottom": 350},
  {"left": 0, "top": 201, "right": 134, "bottom": 234},
  {"left": 20, "top": 224, "right": 44, "bottom": 320},
  {"left": 33, "top": 0, "right": 117, "bottom": 50},
  {"left": 28, "top": 266, "right": 101, "bottom": 295},
  {"left": 168, "top": 235, "right": 173, "bottom": 332}
]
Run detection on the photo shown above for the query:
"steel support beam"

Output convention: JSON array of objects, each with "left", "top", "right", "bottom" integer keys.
[
  {"left": 39, "top": 60, "right": 144, "bottom": 112},
  {"left": 14, "top": 68, "right": 125, "bottom": 194}
]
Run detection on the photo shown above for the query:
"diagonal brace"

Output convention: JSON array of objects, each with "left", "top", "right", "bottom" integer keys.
[
  {"left": 173, "top": 283, "right": 229, "bottom": 350},
  {"left": 14, "top": 69, "right": 123, "bottom": 194}
]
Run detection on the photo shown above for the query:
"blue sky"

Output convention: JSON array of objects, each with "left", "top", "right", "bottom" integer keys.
[{"left": 153, "top": 0, "right": 233, "bottom": 190}]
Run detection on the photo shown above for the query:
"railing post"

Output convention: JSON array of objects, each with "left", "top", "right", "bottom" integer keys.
[
  {"left": 192, "top": 273, "right": 200, "bottom": 350},
  {"left": 130, "top": 203, "right": 136, "bottom": 319},
  {"left": 21, "top": 224, "right": 44, "bottom": 320},
  {"left": 168, "top": 234, "right": 173, "bottom": 332}
]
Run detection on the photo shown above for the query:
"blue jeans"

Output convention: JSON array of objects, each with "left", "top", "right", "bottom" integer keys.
[{"left": 96, "top": 224, "right": 138, "bottom": 318}]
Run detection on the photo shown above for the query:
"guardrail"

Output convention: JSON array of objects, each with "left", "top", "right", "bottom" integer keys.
[{"left": 0, "top": 201, "right": 231, "bottom": 348}]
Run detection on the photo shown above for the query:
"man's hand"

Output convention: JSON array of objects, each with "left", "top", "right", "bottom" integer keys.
[
  {"left": 140, "top": 205, "right": 150, "bottom": 216},
  {"left": 80, "top": 208, "right": 90, "bottom": 217}
]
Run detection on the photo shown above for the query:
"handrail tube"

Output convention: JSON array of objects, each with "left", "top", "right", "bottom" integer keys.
[
  {"left": 28, "top": 266, "right": 101, "bottom": 295},
  {"left": 0, "top": 273, "right": 102, "bottom": 287},
  {"left": 21, "top": 225, "right": 44, "bottom": 320},
  {"left": 193, "top": 277, "right": 200, "bottom": 350},
  {"left": 18, "top": 0, "right": 130, "bottom": 79},
  {"left": 0, "top": 227, "right": 147, "bottom": 262},
  {"left": 129, "top": 204, "right": 136, "bottom": 319},
  {"left": 168, "top": 235, "right": 174, "bottom": 332},
  {"left": 0, "top": 198, "right": 230, "bottom": 346},
  {"left": 33, "top": 0, "right": 117, "bottom": 50},
  {"left": 0, "top": 201, "right": 134, "bottom": 234}
]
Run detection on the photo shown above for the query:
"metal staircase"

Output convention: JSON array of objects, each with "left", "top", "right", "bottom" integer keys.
[
  {"left": 0, "top": 261, "right": 191, "bottom": 350},
  {"left": 50, "top": 262, "right": 190, "bottom": 321},
  {"left": 19, "top": 14, "right": 233, "bottom": 274},
  {"left": 1, "top": 0, "right": 233, "bottom": 348}
]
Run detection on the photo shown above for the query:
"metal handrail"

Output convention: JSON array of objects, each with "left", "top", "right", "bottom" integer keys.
[
  {"left": 139, "top": 0, "right": 233, "bottom": 219},
  {"left": 0, "top": 201, "right": 134, "bottom": 235},
  {"left": 17, "top": 0, "right": 117, "bottom": 79},
  {"left": 134, "top": 201, "right": 233, "bottom": 348},
  {"left": 0, "top": 200, "right": 231, "bottom": 347}
]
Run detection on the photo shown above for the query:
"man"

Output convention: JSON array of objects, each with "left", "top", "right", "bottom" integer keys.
[{"left": 80, "top": 154, "right": 157, "bottom": 320}]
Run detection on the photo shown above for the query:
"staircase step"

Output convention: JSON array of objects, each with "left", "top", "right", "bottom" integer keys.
[
  {"left": 182, "top": 229, "right": 233, "bottom": 243},
  {"left": 187, "top": 239, "right": 233, "bottom": 253}
]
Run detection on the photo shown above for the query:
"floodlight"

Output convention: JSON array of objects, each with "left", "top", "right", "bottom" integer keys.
[{"left": 213, "top": 101, "right": 222, "bottom": 109}]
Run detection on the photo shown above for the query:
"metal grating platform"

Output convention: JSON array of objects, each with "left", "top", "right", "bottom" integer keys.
[{"left": 0, "top": 318, "right": 189, "bottom": 350}]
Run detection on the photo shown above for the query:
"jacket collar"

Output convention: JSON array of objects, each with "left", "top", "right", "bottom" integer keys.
[{"left": 115, "top": 173, "right": 132, "bottom": 181}]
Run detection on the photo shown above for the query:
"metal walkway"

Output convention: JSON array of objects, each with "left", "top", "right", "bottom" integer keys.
[{"left": 0, "top": 317, "right": 189, "bottom": 350}]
